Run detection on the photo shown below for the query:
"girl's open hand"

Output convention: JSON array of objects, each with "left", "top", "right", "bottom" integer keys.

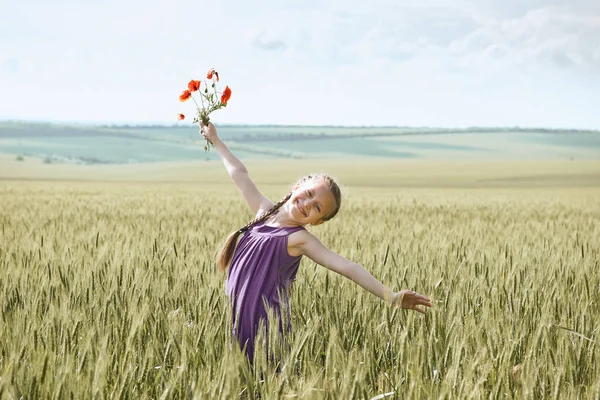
[
  {"left": 392, "top": 290, "right": 432, "bottom": 314},
  {"left": 200, "top": 122, "right": 218, "bottom": 143}
]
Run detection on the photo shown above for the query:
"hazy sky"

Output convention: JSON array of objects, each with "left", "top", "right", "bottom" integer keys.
[{"left": 1, "top": 0, "right": 599, "bottom": 128}]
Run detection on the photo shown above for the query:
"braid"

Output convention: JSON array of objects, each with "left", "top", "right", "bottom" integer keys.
[
  {"left": 216, "top": 192, "right": 292, "bottom": 271},
  {"left": 238, "top": 192, "right": 292, "bottom": 234}
]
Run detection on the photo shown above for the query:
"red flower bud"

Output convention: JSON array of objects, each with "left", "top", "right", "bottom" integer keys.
[{"left": 207, "top": 68, "right": 219, "bottom": 82}]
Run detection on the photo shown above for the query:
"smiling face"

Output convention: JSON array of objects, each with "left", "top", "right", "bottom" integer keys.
[{"left": 288, "top": 177, "right": 338, "bottom": 226}]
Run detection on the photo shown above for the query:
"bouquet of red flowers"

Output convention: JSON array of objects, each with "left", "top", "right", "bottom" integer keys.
[{"left": 177, "top": 68, "right": 232, "bottom": 151}]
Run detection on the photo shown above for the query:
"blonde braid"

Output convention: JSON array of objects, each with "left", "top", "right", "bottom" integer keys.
[{"left": 238, "top": 192, "right": 292, "bottom": 233}]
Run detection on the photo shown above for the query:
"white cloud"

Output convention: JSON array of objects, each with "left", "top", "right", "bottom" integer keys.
[{"left": 449, "top": 6, "right": 600, "bottom": 74}]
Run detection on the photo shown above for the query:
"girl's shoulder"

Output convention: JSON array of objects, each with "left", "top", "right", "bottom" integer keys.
[{"left": 287, "top": 228, "right": 315, "bottom": 257}]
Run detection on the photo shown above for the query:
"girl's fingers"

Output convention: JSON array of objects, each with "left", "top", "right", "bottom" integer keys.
[
  {"left": 408, "top": 293, "right": 431, "bottom": 303},
  {"left": 418, "top": 297, "right": 433, "bottom": 306},
  {"left": 410, "top": 297, "right": 432, "bottom": 309},
  {"left": 413, "top": 306, "right": 426, "bottom": 314},
  {"left": 414, "top": 294, "right": 432, "bottom": 306}
]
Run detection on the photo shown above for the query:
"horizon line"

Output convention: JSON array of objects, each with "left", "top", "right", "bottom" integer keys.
[{"left": 1, "top": 118, "right": 599, "bottom": 133}]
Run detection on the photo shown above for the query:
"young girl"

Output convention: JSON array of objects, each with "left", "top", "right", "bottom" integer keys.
[{"left": 201, "top": 122, "right": 432, "bottom": 363}]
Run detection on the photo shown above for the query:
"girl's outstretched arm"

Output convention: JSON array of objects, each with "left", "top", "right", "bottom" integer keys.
[
  {"left": 200, "top": 122, "right": 273, "bottom": 214},
  {"left": 294, "top": 231, "right": 432, "bottom": 313}
]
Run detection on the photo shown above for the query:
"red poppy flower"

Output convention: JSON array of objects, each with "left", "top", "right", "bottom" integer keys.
[
  {"left": 207, "top": 68, "right": 219, "bottom": 82},
  {"left": 179, "top": 90, "right": 192, "bottom": 102},
  {"left": 177, "top": 113, "right": 185, "bottom": 121},
  {"left": 221, "top": 86, "right": 232, "bottom": 105},
  {"left": 188, "top": 80, "right": 201, "bottom": 92}
]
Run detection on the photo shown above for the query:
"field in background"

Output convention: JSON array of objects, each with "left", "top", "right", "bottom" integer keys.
[
  {"left": 1, "top": 159, "right": 599, "bottom": 398},
  {"left": 1, "top": 121, "right": 599, "bottom": 163},
  {"left": 2, "top": 154, "right": 600, "bottom": 187}
]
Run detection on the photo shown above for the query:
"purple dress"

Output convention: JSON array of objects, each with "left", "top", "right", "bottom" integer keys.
[{"left": 226, "top": 221, "right": 305, "bottom": 361}]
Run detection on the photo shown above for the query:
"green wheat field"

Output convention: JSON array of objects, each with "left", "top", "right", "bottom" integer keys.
[{"left": 1, "top": 158, "right": 599, "bottom": 399}]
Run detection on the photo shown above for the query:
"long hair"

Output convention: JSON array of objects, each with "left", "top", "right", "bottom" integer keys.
[{"left": 216, "top": 173, "right": 342, "bottom": 271}]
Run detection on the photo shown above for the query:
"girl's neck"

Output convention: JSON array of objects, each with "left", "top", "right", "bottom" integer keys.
[{"left": 265, "top": 206, "right": 303, "bottom": 228}]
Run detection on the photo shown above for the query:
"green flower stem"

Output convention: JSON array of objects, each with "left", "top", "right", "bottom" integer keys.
[
  {"left": 191, "top": 94, "right": 211, "bottom": 151},
  {"left": 212, "top": 77, "right": 220, "bottom": 105}
]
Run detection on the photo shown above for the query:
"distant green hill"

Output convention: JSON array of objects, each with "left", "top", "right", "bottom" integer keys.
[{"left": 0, "top": 121, "right": 598, "bottom": 164}]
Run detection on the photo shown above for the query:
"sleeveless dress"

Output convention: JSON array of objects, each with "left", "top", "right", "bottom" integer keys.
[{"left": 226, "top": 221, "right": 305, "bottom": 362}]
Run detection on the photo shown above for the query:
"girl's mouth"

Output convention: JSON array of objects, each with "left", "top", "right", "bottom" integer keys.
[{"left": 297, "top": 200, "right": 307, "bottom": 217}]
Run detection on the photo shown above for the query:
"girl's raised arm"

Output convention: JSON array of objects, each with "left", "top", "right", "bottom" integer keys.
[
  {"left": 294, "top": 230, "right": 432, "bottom": 314},
  {"left": 201, "top": 122, "right": 274, "bottom": 214}
]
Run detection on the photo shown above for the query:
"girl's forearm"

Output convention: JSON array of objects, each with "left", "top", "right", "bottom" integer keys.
[
  {"left": 345, "top": 262, "right": 395, "bottom": 303},
  {"left": 210, "top": 137, "right": 247, "bottom": 175}
]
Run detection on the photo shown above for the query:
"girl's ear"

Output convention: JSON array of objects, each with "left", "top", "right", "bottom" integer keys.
[{"left": 311, "top": 219, "right": 324, "bottom": 226}]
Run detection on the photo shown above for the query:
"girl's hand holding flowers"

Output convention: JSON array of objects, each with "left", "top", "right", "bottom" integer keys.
[
  {"left": 177, "top": 68, "right": 232, "bottom": 151},
  {"left": 200, "top": 121, "right": 218, "bottom": 144}
]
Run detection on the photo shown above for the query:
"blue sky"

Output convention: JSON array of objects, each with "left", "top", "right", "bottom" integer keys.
[{"left": 1, "top": 0, "right": 599, "bottom": 128}]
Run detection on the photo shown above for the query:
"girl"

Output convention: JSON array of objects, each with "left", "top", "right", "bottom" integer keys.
[{"left": 201, "top": 122, "right": 432, "bottom": 363}]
